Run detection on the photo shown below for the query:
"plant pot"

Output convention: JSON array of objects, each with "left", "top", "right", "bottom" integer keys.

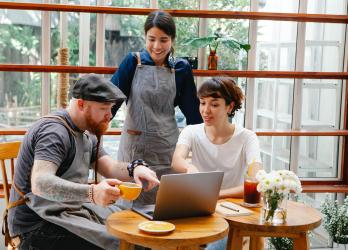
[{"left": 208, "top": 50, "right": 218, "bottom": 70}]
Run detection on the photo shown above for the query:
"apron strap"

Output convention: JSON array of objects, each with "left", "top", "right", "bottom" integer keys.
[
  {"left": 136, "top": 52, "right": 141, "bottom": 66},
  {"left": 42, "top": 115, "right": 76, "bottom": 137},
  {"left": 41, "top": 115, "right": 98, "bottom": 184}
]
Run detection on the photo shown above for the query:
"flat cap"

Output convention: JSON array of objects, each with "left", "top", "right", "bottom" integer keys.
[{"left": 72, "top": 74, "right": 126, "bottom": 103}]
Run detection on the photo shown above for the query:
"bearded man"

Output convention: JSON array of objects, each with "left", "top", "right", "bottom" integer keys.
[{"left": 6, "top": 74, "right": 159, "bottom": 250}]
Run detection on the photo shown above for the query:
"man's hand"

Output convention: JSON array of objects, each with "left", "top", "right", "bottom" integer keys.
[
  {"left": 93, "top": 179, "right": 122, "bottom": 207},
  {"left": 133, "top": 165, "right": 160, "bottom": 191}
]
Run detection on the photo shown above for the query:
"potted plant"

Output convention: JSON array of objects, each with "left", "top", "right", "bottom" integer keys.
[
  {"left": 182, "top": 28, "right": 251, "bottom": 70},
  {"left": 269, "top": 237, "right": 293, "bottom": 250},
  {"left": 321, "top": 196, "right": 348, "bottom": 249}
]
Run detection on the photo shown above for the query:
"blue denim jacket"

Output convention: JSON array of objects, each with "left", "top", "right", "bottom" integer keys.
[{"left": 110, "top": 49, "right": 202, "bottom": 125}]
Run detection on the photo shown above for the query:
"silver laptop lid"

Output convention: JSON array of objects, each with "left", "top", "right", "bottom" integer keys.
[{"left": 152, "top": 171, "right": 224, "bottom": 220}]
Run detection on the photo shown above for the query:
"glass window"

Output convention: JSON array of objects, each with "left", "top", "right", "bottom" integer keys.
[
  {"left": 304, "top": 23, "right": 346, "bottom": 72},
  {"left": 301, "top": 80, "right": 342, "bottom": 128},
  {"left": 259, "top": 136, "right": 291, "bottom": 172},
  {"left": 298, "top": 136, "right": 339, "bottom": 178},
  {"left": 208, "top": 0, "right": 250, "bottom": 11},
  {"left": 256, "top": 21, "right": 297, "bottom": 71},
  {"left": 206, "top": 19, "right": 249, "bottom": 70},
  {"left": 102, "top": 135, "right": 121, "bottom": 158},
  {"left": 104, "top": 14, "right": 145, "bottom": 67},
  {"left": 0, "top": 72, "right": 42, "bottom": 128},
  {"left": 0, "top": 10, "right": 41, "bottom": 64},
  {"left": 159, "top": 1, "right": 198, "bottom": 10},
  {"left": 175, "top": 17, "right": 199, "bottom": 58},
  {"left": 254, "top": 78, "right": 294, "bottom": 129},
  {"left": 307, "top": 0, "right": 347, "bottom": 15},
  {"left": 110, "top": 0, "right": 150, "bottom": 8},
  {"left": 257, "top": 0, "right": 299, "bottom": 13}
]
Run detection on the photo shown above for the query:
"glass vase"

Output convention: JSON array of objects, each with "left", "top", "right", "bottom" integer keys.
[
  {"left": 261, "top": 194, "right": 287, "bottom": 225},
  {"left": 208, "top": 50, "right": 218, "bottom": 70}
]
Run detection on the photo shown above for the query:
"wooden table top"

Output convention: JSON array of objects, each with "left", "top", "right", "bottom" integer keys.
[
  {"left": 106, "top": 210, "right": 229, "bottom": 248},
  {"left": 221, "top": 198, "right": 322, "bottom": 233}
]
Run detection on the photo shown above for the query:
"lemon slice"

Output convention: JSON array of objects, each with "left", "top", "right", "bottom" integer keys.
[{"left": 138, "top": 221, "right": 175, "bottom": 234}]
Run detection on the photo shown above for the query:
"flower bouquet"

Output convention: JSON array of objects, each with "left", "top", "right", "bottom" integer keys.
[{"left": 256, "top": 170, "right": 302, "bottom": 224}]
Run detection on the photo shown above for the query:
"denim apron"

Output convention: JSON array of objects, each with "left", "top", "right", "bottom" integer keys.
[
  {"left": 23, "top": 116, "right": 120, "bottom": 250},
  {"left": 117, "top": 53, "right": 179, "bottom": 205}
]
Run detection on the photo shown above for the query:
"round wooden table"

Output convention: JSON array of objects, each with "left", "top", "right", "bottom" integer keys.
[
  {"left": 222, "top": 198, "right": 322, "bottom": 250},
  {"left": 106, "top": 210, "right": 229, "bottom": 250}
]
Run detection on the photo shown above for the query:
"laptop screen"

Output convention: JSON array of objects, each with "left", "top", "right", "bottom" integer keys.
[{"left": 132, "top": 171, "right": 224, "bottom": 220}]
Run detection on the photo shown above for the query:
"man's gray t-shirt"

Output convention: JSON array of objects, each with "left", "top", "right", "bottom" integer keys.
[{"left": 8, "top": 110, "right": 107, "bottom": 236}]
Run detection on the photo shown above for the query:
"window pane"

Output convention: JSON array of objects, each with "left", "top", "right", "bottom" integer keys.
[
  {"left": 174, "top": 17, "right": 199, "bottom": 58},
  {"left": 257, "top": 0, "right": 299, "bottom": 13},
  {"left": 0, "top": 10, "right": 41, "bottom": 64},
  {"left": 301, "top": 80, "right": 342, "bottom": 128},
  {"left": 207, "top": 19, "right": 249, "bottom": 70},
  {"left": 259, "top": 136, "right": 291, "bottom": 172},
  {"left": 297, "top": 136, "right": 339, "bottom": 178},
  {"left": 102, "top": 135, "right": 121, "bottom": 158},
  {"left": 0, "top": 72, "right": 42, "bottom": 128},
  {"left": 307, "top": 0, "right": 347, "bottom": 14},
  {"left": 159, "top": 1, "right": 198, "bottom": 9},
  {"left": 256, "top": 21, "right": 297, "bottom": 71},
  {"left": 254, "top": 78, "right": 294, "bottom": 173},
  {"left": 208, "top": 0, "right": 250, "bottom": 11},
  {"left": 304, "top": 23, "right": 346, "bottom": 72},
  {"left": 104, "top": 14, "right": 145, "bottom": 66},
  {"left": 254, "top": 79, "right": 294, "bottom": 129},
  {"left": 110, "top": 0, "right": 150, "bottom": 8}
]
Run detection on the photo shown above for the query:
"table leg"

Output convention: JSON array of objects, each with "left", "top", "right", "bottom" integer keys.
[
  {"left": 119, "top": 239, "right": 135, "bottom": 250},
  {"left": 293, "top": 232, "right": 309, "bottom": 250},
  {"left": 249, "top": 236, "right": 264, "bottom": 250},
  {"left": 227, "top": 227, "right": 243, "bottom": 250}
]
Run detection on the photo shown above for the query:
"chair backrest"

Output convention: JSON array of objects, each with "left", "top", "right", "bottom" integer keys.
[{"left": 0, "top": 141, "right": 21, "bottom": 206}]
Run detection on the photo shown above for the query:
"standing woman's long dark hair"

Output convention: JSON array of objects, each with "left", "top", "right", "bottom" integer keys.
[{"left": 144, "top": 10, "right": 176, "bottom": 57}]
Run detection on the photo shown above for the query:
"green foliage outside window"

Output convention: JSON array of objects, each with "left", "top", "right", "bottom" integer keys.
[{"left": 321, "top": 196, "right": 348, "bottom": 245}]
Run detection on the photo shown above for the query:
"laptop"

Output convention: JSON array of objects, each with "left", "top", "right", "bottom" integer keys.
[{"left": 132, "top": 171, "right": 224, "bottom": 220}]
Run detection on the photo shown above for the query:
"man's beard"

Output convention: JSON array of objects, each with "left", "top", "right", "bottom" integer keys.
[{"left": 85, "top": 107, "right": 109, "bottom": 137}]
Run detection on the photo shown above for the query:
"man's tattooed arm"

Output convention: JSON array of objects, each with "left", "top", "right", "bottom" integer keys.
[{"left": 31, "top": 160, "right": 89, "bottom": 202}]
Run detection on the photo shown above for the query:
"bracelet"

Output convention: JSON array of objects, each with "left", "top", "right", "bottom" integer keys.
[
  {"left": 88, "top": 184, "right": 95, "bottom": 203},
  {"left": 127, "top": 159, "right": 149, "bottom": 177}
]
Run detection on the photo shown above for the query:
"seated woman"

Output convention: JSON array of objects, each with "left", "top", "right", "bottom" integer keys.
[{"left": 172, "top": 77, "right": 262, "bottom": 198}]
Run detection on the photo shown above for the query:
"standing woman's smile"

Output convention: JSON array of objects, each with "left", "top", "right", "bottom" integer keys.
[{"left": 145, "top": 27, "right": 173, "bottom": 66}]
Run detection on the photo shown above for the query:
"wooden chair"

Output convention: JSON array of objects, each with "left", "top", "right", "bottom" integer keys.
[
  {"left": 0, "top": 141, "right": 21, "bottom": 250},
  {"left": 0, "top": 141, "right": 21, "bottom": 206}
]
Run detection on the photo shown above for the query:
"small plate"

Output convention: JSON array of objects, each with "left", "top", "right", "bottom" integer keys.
[
  {"left": 138, "top": 221, "right": 175, "bottom": 235},
  {"left": 239, "top": 201, "right": 262, "bottom": 208}
]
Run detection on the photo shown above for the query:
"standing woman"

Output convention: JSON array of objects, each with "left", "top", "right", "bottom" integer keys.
[{"left": 111, "top": 10, "right": 202, "bottom": 204}]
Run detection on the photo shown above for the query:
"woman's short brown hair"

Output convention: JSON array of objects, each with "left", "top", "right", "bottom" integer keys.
[{"left": 197, "top": 77, "right": 244, "bottom": 118}]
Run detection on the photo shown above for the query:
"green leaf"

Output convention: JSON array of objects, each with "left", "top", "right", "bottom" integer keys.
[
  {"left": 221, "top": 38, "right": 251, "bottom": 52},
  {"left": 182, "top": 36, "right": 216, "bottom": 49}
]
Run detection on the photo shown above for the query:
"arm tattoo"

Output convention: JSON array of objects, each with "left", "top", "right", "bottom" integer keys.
[{"left": 31, "top": 160, "right": 89, "bottom": 202}]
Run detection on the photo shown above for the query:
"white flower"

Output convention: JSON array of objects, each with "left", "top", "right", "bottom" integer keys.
[{"left": 256, "top": 170, "right": 302, "bottom": 195}]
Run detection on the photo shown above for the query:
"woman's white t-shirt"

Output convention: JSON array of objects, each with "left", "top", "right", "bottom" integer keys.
[{"left": 177, "top": 123, "right": 261, "bottom": 189}]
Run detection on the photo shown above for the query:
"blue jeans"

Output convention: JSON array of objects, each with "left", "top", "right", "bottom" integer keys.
[
  {"left": 206, "top": 237, "right": 227, "bottom": 250},
  {"left": 19, "top": 221, "right": 103, "bottom": 250}
]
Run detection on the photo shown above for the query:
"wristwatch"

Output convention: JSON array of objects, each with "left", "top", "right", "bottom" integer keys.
[{"left": 127, "top": 159, "right": 149, "bottom": 177}]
